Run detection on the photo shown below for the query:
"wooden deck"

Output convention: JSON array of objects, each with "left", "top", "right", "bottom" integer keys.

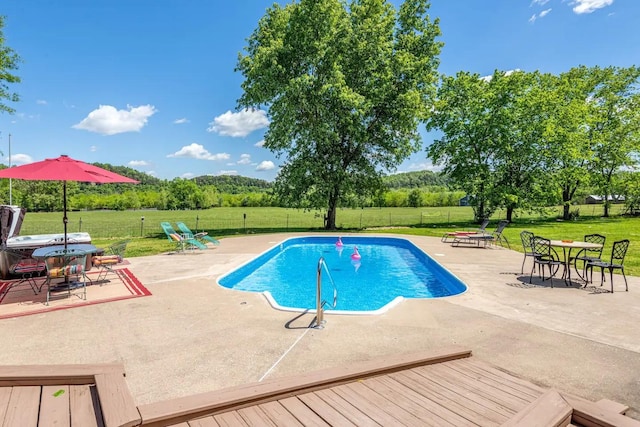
[
  {"left": 0, "top": 346, "right": 638, "bottom": 426},
  {"left": 0, "top": 363, "right": 140, "bottom": 427}
]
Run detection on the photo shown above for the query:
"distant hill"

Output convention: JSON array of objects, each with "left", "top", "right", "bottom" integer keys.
[
  {"left": 383, "top": 170, "right": 447, "bottom": 189},
  {"left": 91, "top": 163, "right": 165, "bottom": 186},
  {"left": 194, "top": 175, "right": 272, "bottom": 194}
]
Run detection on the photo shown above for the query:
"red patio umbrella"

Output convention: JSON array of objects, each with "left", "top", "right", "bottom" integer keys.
[{"left": 0, "top": 155, "right": 139, "bottom": 249}]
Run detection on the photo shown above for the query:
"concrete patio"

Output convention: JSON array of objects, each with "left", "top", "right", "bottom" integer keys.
[{"left": 0, "top": 233, "right": 638, "bottom": 420}]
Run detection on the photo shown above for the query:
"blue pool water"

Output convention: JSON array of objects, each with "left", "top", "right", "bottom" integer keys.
[{"left": 218, "top": 236, "right": 467, "bottom": 313}]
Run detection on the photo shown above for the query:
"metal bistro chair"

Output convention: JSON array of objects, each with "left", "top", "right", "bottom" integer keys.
[
  {"left": 42, "top": 249, "right": 88, "bottom": 305},
  {"left": 586, "top": 239, "right": 630, "bottom": 293},
  {"left": 0, "top": 250, "right": 46, "bottom": 301},
  {"left": 571, "top": 233, "right": 605, "bottom": 283},
  {"left": 92, "top": 240, "right": 129, "bottom": 283},
  {"left": 519, "top": 230, "right": 536, "bottom": 274},
  {"left": 529, "top": 236, "right": 564, "bottom": 288}
]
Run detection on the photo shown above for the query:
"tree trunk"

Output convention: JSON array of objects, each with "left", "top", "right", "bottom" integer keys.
[
  {"left": 325, "top": 188, "right": 339, "bottom": 230},
  {"left": 562, "top": 187, "right": 571, "bottom": 220},
  {"left": 603, "top": 201, "right": 610, "bottom": 218},
  {"left": 506, "top": 206, "right": 514, "bottom": 223}
]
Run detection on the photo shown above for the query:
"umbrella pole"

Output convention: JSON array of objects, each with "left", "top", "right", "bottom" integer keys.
[{"left": 63, "top": 181, "right": 68, "bottom": 251}]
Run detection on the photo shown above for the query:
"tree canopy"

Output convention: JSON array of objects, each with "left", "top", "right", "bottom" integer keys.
[
  {"left": 427, "top": 65, "right": 640, "bottom": 221},
  {"left": 0, "top": 16, "right": 20, "bottom": 115},
  {"left": 236, "top": 0, "right": 442, "bottom": 229}
]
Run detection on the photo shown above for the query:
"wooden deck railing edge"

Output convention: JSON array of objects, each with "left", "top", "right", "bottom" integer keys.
[
  {"left": 562, "top": 394, "right": 640, "bottom": 427},
  {"left": 501, "top": 389, "right": 572, "bottom": 427},
  {"left": 95, "top": 372, "right": 142, "bottom": 427},
  {"left": 0, "top": 363, "right": 125, "bottom": 386},
  {"left": 137, "top": 345, "right": 472, "bottom": 426}
]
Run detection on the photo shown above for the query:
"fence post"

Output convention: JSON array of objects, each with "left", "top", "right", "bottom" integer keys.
[
  {"left": 360, "top": 213, "right": 363, "bottom": 229},
  {"left": 244, "top": 213, "right": 247, "bottom": 233},
  {"left": 196, "top": 215, "right": 200, "bottom": 231},
  {"left": 286, "top": 214, "right": 289, "bottom": 231},
  {"left": 140, "top": 216, "right": 145, "bottom": 237},
  {"left": 79, "top": 217, "right": 82, "bottom": 232}
]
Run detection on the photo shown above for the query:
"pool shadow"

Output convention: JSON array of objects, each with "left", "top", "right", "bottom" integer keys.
[{"left": 284, "top": 310, "right": 320, "bottom": 330}]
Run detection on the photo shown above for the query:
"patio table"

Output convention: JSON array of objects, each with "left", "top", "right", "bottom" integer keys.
[{"left": 549, "top": 240, "right": 603, "bottom": 286}]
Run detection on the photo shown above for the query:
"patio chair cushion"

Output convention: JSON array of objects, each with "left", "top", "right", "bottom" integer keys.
[
  {"left": 48, "top": 264, "right": 84, "bottom": 278},
  {"left": 93, "top": 255, "right": 123, "bottom": 266},
  {"left": 10, "top": 259, "right": 46, "bottom": 275}
]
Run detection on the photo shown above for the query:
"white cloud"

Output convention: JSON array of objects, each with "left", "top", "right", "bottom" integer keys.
[
  {"left": 181, "top": 172, "right": 195, "bottom": 179},
  {"left": 173, "top": 118, "right": 189, "bottom": 124},
  {"left": 254, "top": 140, "right": 265, "bottom": 147},
  {"left": 256, "top": 160, "right": 275, "bottom": 171},
  {"left": 539, "top": 8, "right": 552, "bottom": 17},
  {"left": 237, "top": 154, "right": 252, "bottom": 165},
  {"left": 571, "top": 0, "right": 614, "bottom": 14},
  {"left": 128, "top": 160, "right": 149, "bottom": 167},
  {"left": 481, "top": 69, "right": 522, "bottom": 81},
  {"left": 531, "top": 0, "right": 550, "bottom": 5},
  {"left": 167, "top": 143, "right": 230, "bottom": 161},
  {"left": 72, "top": 104, "right": 157, "bottom": 135},
  {"left": 406, "top": 161, "right": 442, "bottom": 173},
  {"left": 8, "top": 154, "right": 33, "bottom": 165},
  {"left": 146, "top": 171, "right": 157, "bottom": 177},
  {"left": 36, "top": 99, "right": 47, "bottom": 105},
  {"left": 207, "top": 109, "right": 270, "bottom": 137},
  {"left": 219, "top": 170, "right": 238, "bottom": 176},
  {"left": 90, "top": 145, "right": 97, "bottom": 152},
  {"left": 529, "top": 9, "right": 551, "bottom": 22}
]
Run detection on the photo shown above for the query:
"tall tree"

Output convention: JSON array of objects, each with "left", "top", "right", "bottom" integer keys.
[
  {"left": 0, "top": 16, "right": 21, "bottom": 114},
  {"left": 236, "top": 0, "right": 442, "bottom": 229},
  {"left": 427, "top": 70, "right": 517, "bottom": 221},
  {"left": 541, "top": 67, "right": 596, "bottom": 220},
  {"left": 587, "top": 66, "right": 640, "bottom": 217}
]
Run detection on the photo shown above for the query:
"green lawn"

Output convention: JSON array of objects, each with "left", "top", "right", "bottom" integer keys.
[{"left": 16, "top": 204, "right": 639, "bottom": 275}]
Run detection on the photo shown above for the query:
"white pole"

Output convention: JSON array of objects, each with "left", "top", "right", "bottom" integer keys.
[{"left": 8, "top": 133, "right": 11, "bottom": 205}]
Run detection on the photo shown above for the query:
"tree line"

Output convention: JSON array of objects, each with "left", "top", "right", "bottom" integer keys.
[{"left": 427, "top": 66, "right": 640, "bottom": 222}]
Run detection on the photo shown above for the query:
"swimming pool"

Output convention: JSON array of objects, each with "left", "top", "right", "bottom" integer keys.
[{"left": 218, "top": 236, "right": 467, "bottom": 314}]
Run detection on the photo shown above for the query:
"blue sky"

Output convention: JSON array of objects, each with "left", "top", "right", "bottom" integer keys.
[{"left": 1, "top": 0, "right": 638, "bottom": 181}]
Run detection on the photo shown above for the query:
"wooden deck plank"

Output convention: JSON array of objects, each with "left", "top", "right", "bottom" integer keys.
[
  {"left": 186, "top": 416, "right": 220, "bottom": 426},
  {"left": 278, "top": 396, "right": 331, "bottom": 427},
  {"left": 258, "top": 400, "right": 304, "bottom": 426},
  {"left": 213, "top": 411, "right": 249, "bottom": 427},
  {"left": 330, "top": 381, "right": 417, "bottom": 426},
  {"left": 296, "top": 391, "right": 359, "bottom": 426},
  {"left": 429, "top": 363, "right": 533, "bottom": 410},
  {"left": 391, "top": 369, "right": 506, "bottom": 425},
  {"left": 137, "top": 346, "right": 471, "bottom": 425},
  {"left": 311, "top": 389, "right": 380, "bottom": 427},
  {"left": 366, "top": 375, "right": 472, "bottom": 426},
  {"left": 501, "top": 389, "right": 572, "bottom": 427},
  {"left": 39, "top": 385, "right": 71, "bottom": 426},
  {"left": 236, "top": 406, "right": 277, "bottom": 426},
  {"left": 0, "top": 387, "right": 12, "bottom": 421},
  {"left": 445, "top": 359, "right": 541, "bottom": 402},
  {"left": 3, "top": 385, "right": 40, "bottom": 427},
  {"left": 69, "top": 385, "right": 100, "bottom": 427},
  {"left": 94, "top": 372, "right": 141, "bottom": 427},
  {"left": 166, "top": 423, "right": 189, "bottom": 427},
  {"left": 450, "top": 359, "right": 544, "bottom": 398},
  {"left": 596, "top": 398, "right": 629, "bottom": 415},
  {"left": 417, "top": 364, "right": 527, "bottom": 415}
]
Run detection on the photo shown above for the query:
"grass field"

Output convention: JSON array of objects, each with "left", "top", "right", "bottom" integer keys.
[{"left": 17, "top": 204, "right": 639, "bottom": 276}]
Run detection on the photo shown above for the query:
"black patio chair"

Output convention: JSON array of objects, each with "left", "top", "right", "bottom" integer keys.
[
  {"left": 519, "top": 230, "right": 536, "bottom": 274},
  {"left": 586, "top": 239, "right": 630, "bottom": 292},
  {"left": 571, "top": 233, "right": 605, "bottom": 283},
  {"left": 529, "top": 236, "right": 564, "bottom": 288}
]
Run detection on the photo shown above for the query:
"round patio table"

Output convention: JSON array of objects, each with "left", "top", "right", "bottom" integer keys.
[{"left": 549, "top": 240, "right": 603, "bottom": 286}]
